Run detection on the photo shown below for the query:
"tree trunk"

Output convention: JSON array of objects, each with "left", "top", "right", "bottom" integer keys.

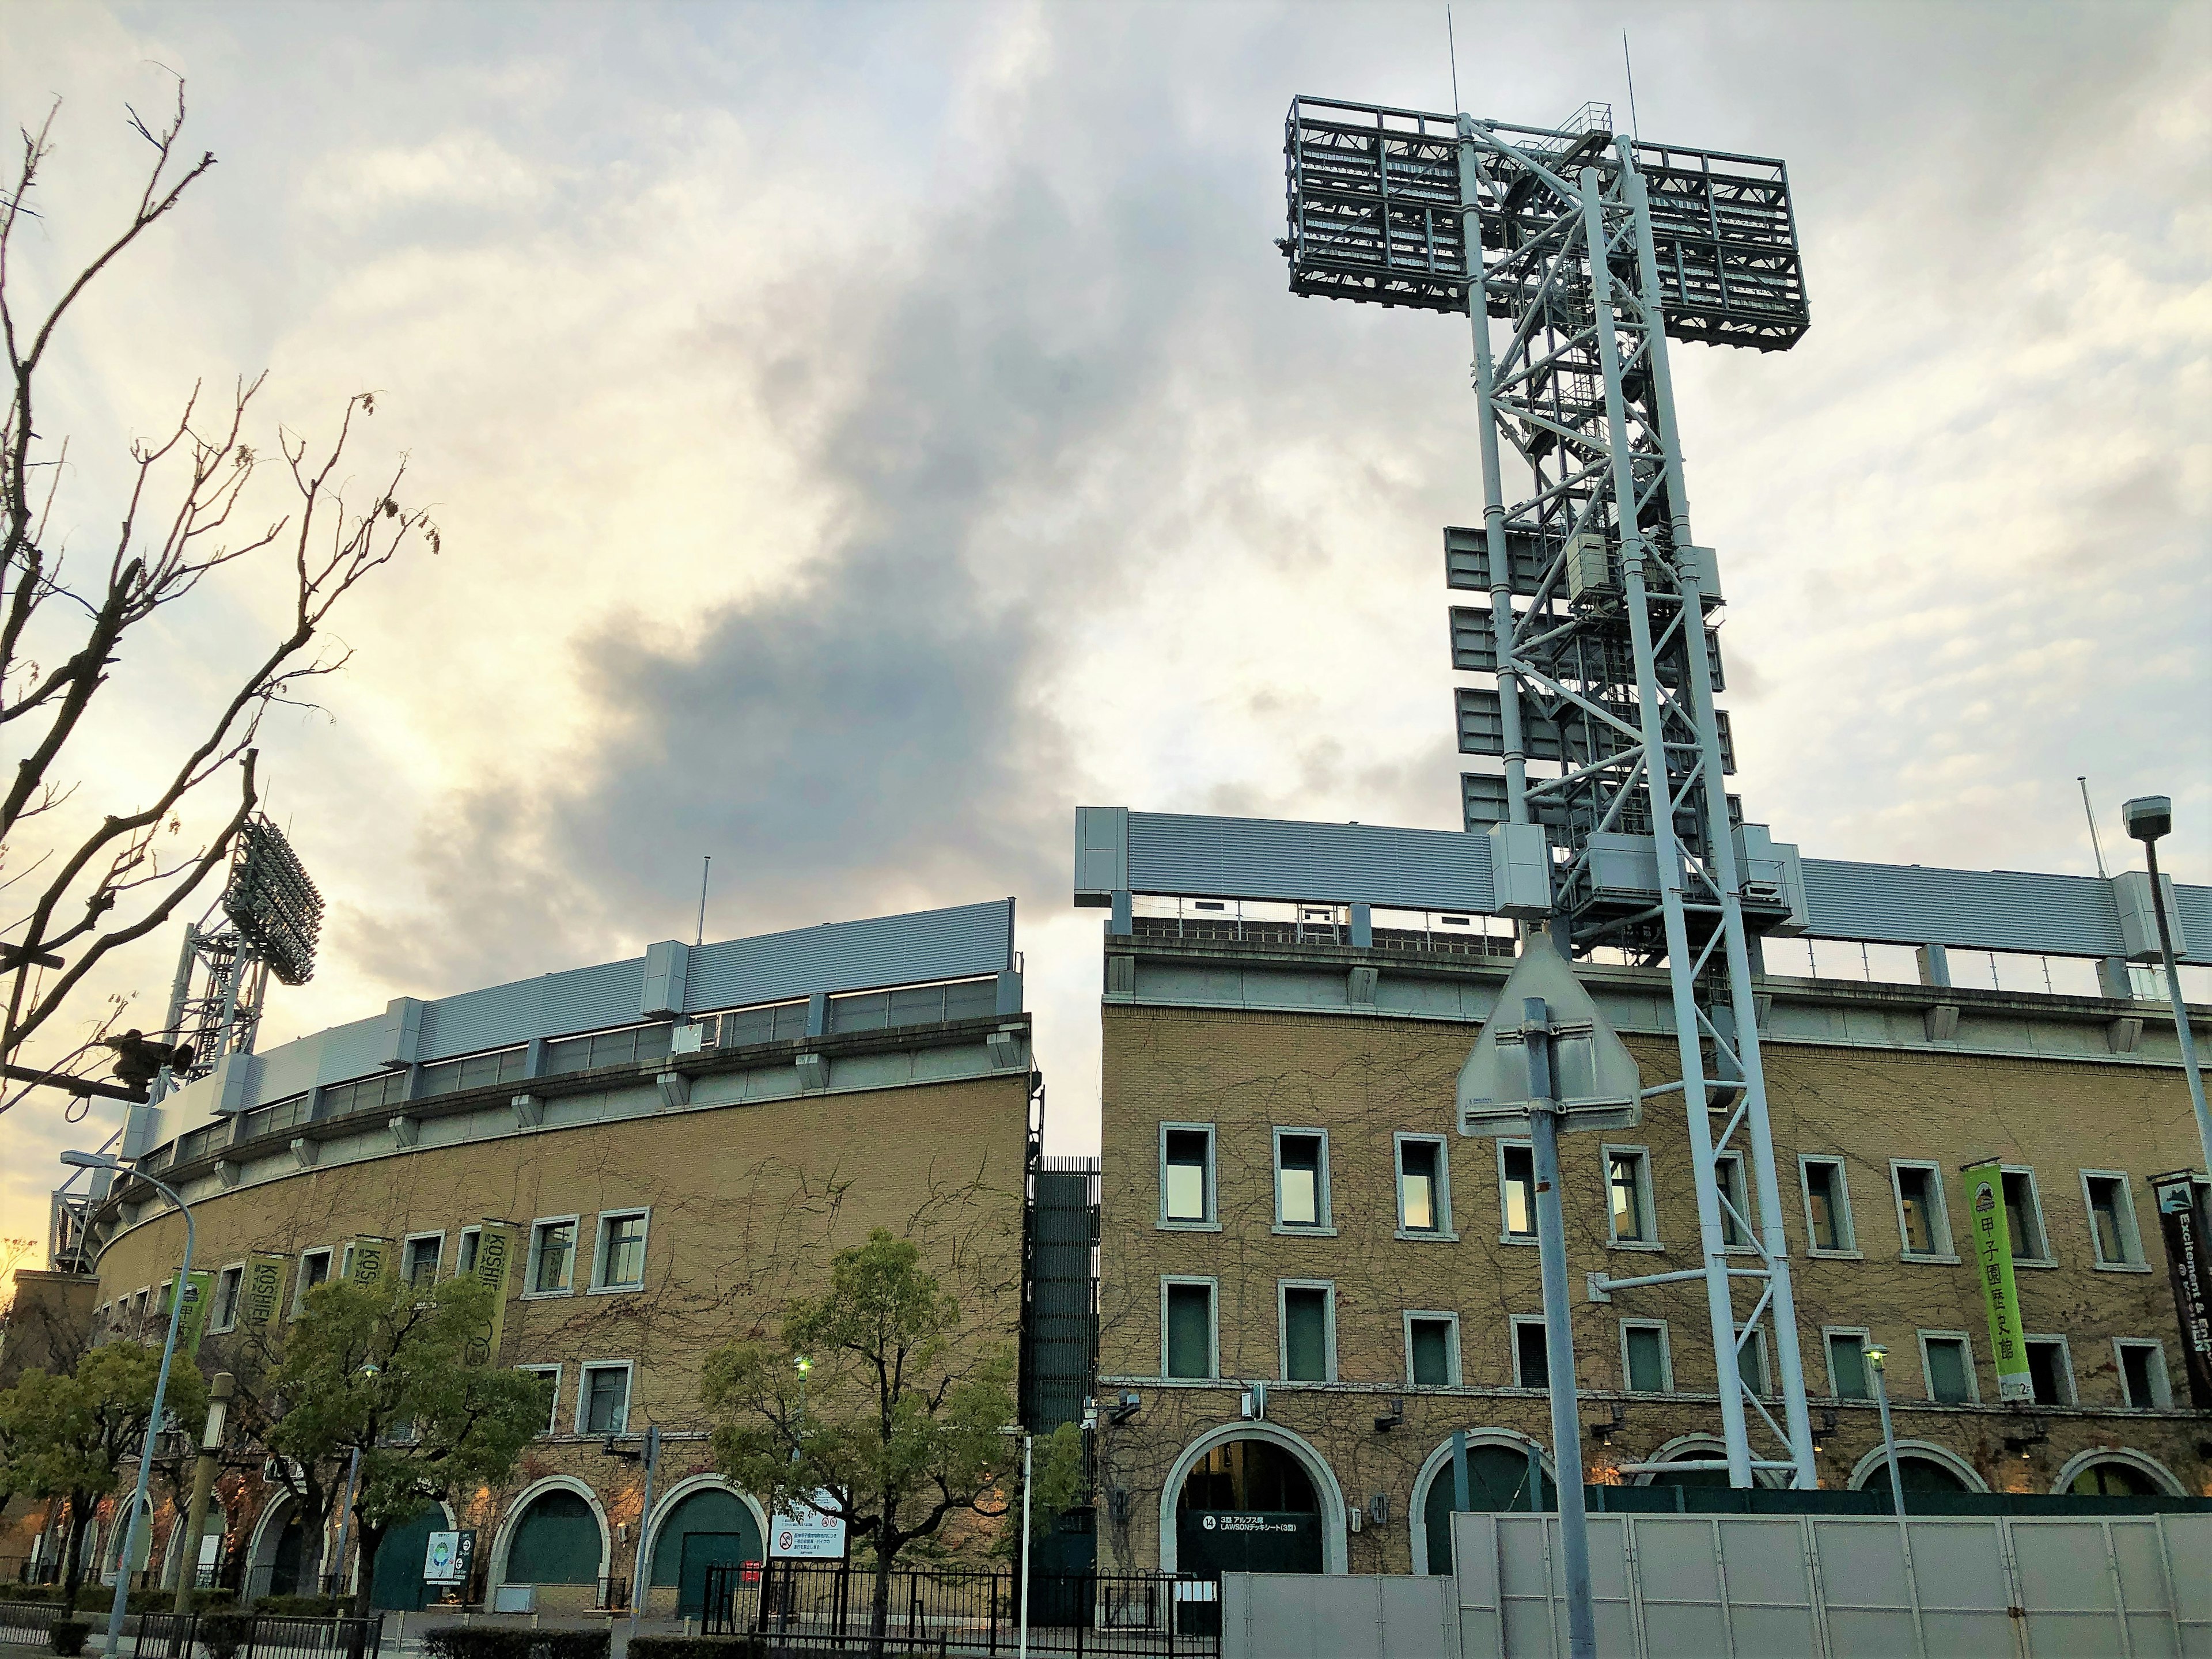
[
  {"left": 59, "top": 1494, "right": 90, "bottom": 1609},
  {"left": 351, "top": 1520, "right": 384, "bottom": 1618},
  {"left": 868, "top": 1549, "right": 892, "bottom": 1659}
]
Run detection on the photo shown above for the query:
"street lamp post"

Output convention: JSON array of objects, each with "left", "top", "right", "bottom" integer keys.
[
  {"left": 2122, "top": 797, "right": 2211, "bottom": 1181},
  {"left": 62, "top": 1150, "right": 193, "bottom": 1659},
  {"left": 999, "top": 1426, "right": 1032, "bottom": 1659},
  {"left": 1865, "top": 1346, "right": 1925, "bottom": 1659}
]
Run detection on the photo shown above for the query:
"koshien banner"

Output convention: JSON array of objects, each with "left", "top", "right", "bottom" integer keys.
[
  {"left": 347, "top": 1236, "right": 393, "bottom": 1287},
  {"left": 2150, "top": 1174, "right": 2212, "bottom": 1409},
  {"left": 463, "top": 1222, "right": 517, "bottom": 1365},
  {"left": 168, "top": 1269, "right": 214, "bottom": 1359},
  {"left": 1960, "top": 1160, "right": 2033, "bottom": 1402},
  {"left": 238, "top": 1253, "right": 290, "bottom": 1332}
]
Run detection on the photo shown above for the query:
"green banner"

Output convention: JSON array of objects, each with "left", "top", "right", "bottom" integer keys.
[
  {"left": 238, "top": 1253, "right": 290, "bottom": 1331},
  {"left": 464, "top": 1222, "right": 517, "bottom": 1365},
  {"left": 168, "top": 1270, "right": 214, "bottom": 1359},
  {"left": 347, "top": 1236, "right": 393, "bottom": 1287},
  {"left": 1961, "top": 1161, "right": 2033, "bottom": 1402}
]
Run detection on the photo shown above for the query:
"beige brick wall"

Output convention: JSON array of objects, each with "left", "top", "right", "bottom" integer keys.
[{"left": 1095, "top": 1001, "right": 2210, "bottom": 1574}]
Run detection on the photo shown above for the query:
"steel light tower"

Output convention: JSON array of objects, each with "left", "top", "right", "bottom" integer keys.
[{"left": 1281, "top": 94, "right": 1817, "bottom": 1486}]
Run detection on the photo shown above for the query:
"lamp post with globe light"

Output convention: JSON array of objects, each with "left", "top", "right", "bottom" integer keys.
[{"left": 2122, "top": 796, "right": 2211, "bottom": 1180}]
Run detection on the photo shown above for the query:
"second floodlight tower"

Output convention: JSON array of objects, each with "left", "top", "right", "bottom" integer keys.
[{"left": 1281, "top": 92, "right": 1818, "bottom": 1485}]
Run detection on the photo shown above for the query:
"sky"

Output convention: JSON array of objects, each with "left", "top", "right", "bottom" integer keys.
[{"left": 2, "top": 0, "right": 2207, "bottom": 1251}]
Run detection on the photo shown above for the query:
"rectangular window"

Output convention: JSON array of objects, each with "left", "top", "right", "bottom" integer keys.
[
  {"left": 1279, "top": 1283, "right": 1335, "bottom": 1382},
  {"left": 1273, "top": 1131, "right": 1330, "bottom": 1230},
  {"left": 528, "top": 1218, "right": 578, "bottom": 1294},
  {"left": 1825, "top": 1330, "right": 1871, "bottom": 1400},
  {"left": 1499, "top": 1142, "right": 1536, "bottom": 1240},
  {"left": 1737, "top": 1326, "right": 1770, "bottom": 1396},
  {"left": 1920, "top": 1333, "right": 1976, "bottom": 1404},
  {"left": 1406, "top": 1314, "right": 1459, "bottom": 1387},
  {"left": 209, "top": 1266, "right": 243, "bottom": 1334},
  {"left": 517, "top": 1364, "right": 562, "bottom": 1434},
  {"left": 1715, "top": 1153, "right": 1751, "bottom": 1249},
  {"left": 1513, "top": 1319, "right": 1549, "bottom": 1389},
  {"left": 1605, "top": 1147, "right": 1654, "bottom": 1245},
  {"left": 1164, "top": 1279, "right": 1216, "bottom": 1380},
  {"left": 2081, "top": 1173, "right": 2143, "bottom": 1268},
  {"left": 294, "top": 1249, "right": 332, "bottom": 1315},
  {"left": 2023, "top": 1336, "right": 2073, "bottom": 1406},
  {"left": 455, "top": 1227, "right": 482, "bottom": 1277},
  {"left": 578, "top": 1363, "right": 631, "bottom": 1435},
  {"left": 2002, "top": 1169, "right": 2049, "bottom": 1263},
  {"left": 402, "top": 1234, "right": 444, "bottom": 1287},
  {"left": 1801, "top": 1157, "right": 1855, "bottom": 1253},
  {"left": 1622, "top": 1321, "right": 1671, "bottom": 1393},
  {"left": 1160, "top": 1126, "right": 1215, "bottom": 1227},
  {"left": 2116, "top": 1340, "right": 2170, "bottom": 1410},
  {"left": 595, "top": 1210, "right": 650, "bottom": 1290},
  {"left": 1892, "top": 1162, "right": 1952, "bottom": 1258},
  {"left": 1397, "top": 1135, "right": 1452, "bottom": 1236}
]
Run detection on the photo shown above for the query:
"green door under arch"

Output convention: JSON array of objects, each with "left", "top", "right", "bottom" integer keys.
[
  {"left": 1421, "top": 1445, "right": 1556, "bottom": 1575},
  {"left": 649, "top": 1488, "right": 763, "bottom": 1616},
  {"left": 370, "top": 1508, "right": 446, "bottom": 1610},
  {"left": 506, "top": 1491, "right": 603, "bottom": 1585}
]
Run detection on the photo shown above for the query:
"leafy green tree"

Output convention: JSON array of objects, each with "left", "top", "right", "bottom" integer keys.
[
  {"left": 233, "top": 1275, "right": 547, "bottom": 1611},
  {"left": 704, "top": 1229, "right": 1017, "bottom": 1656},
  {"left": 0, "top": 1342, "right": 206, "bottom": 1605}
]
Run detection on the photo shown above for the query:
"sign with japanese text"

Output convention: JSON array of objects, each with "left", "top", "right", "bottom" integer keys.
[
  {"left": 238, "top": 1253, "right": 290, "bottom": 1331},
  {"left": 768, "top": 1492, "right": 847, "bottom": 1559},
  {"left": 463, "top": 1222, "right": 517, "bottom": 1365},
  {"left": 1960, "top": 1161, "right": 2033, "bottom": 1402},
  {"left": 423, "top": 1529, "right": 475, "bottom": 1585}
]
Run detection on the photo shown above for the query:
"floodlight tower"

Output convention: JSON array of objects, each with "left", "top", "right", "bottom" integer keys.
[{"left": 1280, "top": 94, "right": 1817, "bottom": 1487}]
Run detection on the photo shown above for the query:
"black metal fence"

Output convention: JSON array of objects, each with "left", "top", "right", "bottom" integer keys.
[
  {"left": 703, "top": 1561, "right": 1218, "bottom": 1656},
  {"left": 126, "top": 1611, "right": 384, "bottom": 1659}
]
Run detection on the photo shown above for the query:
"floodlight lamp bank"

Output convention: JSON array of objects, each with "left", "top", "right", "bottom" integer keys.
[{"left": 60, "top": 1150, "right": 119, "bottom": 1171}]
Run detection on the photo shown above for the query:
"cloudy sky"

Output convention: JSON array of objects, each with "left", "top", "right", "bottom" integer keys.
[{"left": 3, "top": 0, "right": 2206, "bottom": 1247}]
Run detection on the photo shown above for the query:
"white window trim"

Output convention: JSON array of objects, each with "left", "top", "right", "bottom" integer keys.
[
  {"left": 1602, "top": 1143, "right": 1661, "bottom": 1251},
  {"left": 1889, "top": 1160, "right": 1958, "bottom": 1262},
  {"left": 1510, "top": 1316, "right": 1549, "bottom": 1389},
  {"left": 1714, "top": 1152, "right": 1756, "bottom": 1254},
  {"left": 2113, "top": 1338, "right": 2172, "bottom": 1410},
  {"left": 2002, "top": 1165, "right": 2055, "bottom": 1267},
  {"left": 1619, "top": 1318, "right": 1673, "bottom": 1394},
  {"left": 453, "top": 1225, "right": 483, "bottom": 1279},
  {"left": 1798, "top": 1154, "right": 1860, "bottom": 1257},
  {"left": 293, "top": 1249, "right": 332, "bottom": 1317},
  {"left": 1403, "top": 1310, "right": 1461, "bottom": 1388},
  {"left": 1496, "top": 1138, "right": 1536, "bottom": 1247},
  {"left": 1821, "top": 1325, "right": 1873, "bottom": 1401},
  {"left": 208, "top": 1263, "right": 245, "bottom": 1335},
  {"left": 1160, "top": 1275, "right": 1220, "bottom": 1381},
  {"left": 591, "top": 1207, "right": 653, "bottom": 1292},
  {"left": 1157, "top": 1123, "right": 1221, "bottom": 1232},
  {"left": 1395, "top": 1132, "right": 1457, "bottom": 1241},
  {"left": 1916, "top": 1329, "right": 1980, "bottom": 1404},
  {"left": 1736, "top": 1325, "right": 1771, "bottom": 1397},
  {"left": 516, "top": 1363, "right": 562, "bottom": 1434},
  {"left": 575, "top": 1360, "right": 635, "bottom": 1435},
  {"left": 1270, "top": 1128, "right": 1335, "bottom": 1235},
  {"left": 2021, "top": 1332, "right": 2075, "bottom": 1406},
  {"left": 2078, "top": 1171, "right": 2150, "bottom": 1272},
  {"left": 401, "top": 1231, "right": 446, "bottom": 1286},
  {"left": 1276, "top": 1279, "right": 1338, "bottom": 1383},
  {"left": 524, "top": 1214, "right": 582, "bottom": 1298}
]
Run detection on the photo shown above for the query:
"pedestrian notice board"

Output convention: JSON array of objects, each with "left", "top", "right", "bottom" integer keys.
[
  {"left": 423, "top": 1530, "right": 476, "bottom": 1585},
  {"left": 767, "top": 1493, "right": 846, "bottom": 1559}
]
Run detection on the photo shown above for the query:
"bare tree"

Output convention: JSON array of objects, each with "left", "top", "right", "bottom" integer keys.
[{"left": 0, "top": 81, "right": 435, "bottom": 1108}]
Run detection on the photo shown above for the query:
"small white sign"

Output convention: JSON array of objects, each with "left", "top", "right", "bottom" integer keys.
[
  {"left": 423, "top": 1529, "right": 475, "bottom": 1585},
  {"left": 767, "top": 1491, "right": 847, "bottom": 1559}
]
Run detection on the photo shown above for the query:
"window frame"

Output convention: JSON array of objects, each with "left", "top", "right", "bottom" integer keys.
[
  {"left": 1602, "top": 1144, "right": 1660, "bottom": 1251},
  {"left": 1736, "top": 1325, "right": 1771, "bottom": 1397},
  {"left": 1889, "top": 1160, "right": 1957, "bottom": 1262},
  {"left": 1270, "top": 1128, "right": 1334, "bottom": 1236},
  {"left": 1160, "top": 1275, "right": 1220, "bottom": 1381},
  {"left": 1714, "top": 1151, "right": 1755, "bottom": 1253},
  {"left": 574, "top": 1359, "right": 634, "bottom": 1435},
  {"left": 1157, "top": 1123, "right": 1221, "bottom": 1232},
  {"left": 1510, "top": 1316, "right": 1549, "bottom": 1389},
  {"left": 2021, "top": 1332, "right": 2075, "bottom": 1406},
  {"left": 1619, "top": 1318, "right": 1673, "bottom": 1395},
  {"left": 454, "top": 1226, "right": 482, "bottom": 1278},
  {"left": 1798, "top": 1154, "right": 1859, "bottom": 1257},
  {"left": 1917, "top": 1330, "right": 1979, "bottom": 1404},
  {"left": 1495, "top": 1138, "right": 1536, "bottom": 1246},
  {"left": 1821, "top": 1325, "right": 1873, "bottom": 1401},
  {"left": 1276, "top": 1279, "right": 1338, "bottom": 1384},
  {"left": 293, "top": 1249, "right": 333, "bottom": 1316},
  {"left": 1403, "top": 1310, "right": 1461, "bottom": 1388},
  {"left": 516, "top": 1363, "right": 562, "bottom": 1434},
  {"left": 592, "top": 1207, "right": 653, "bottom": 1292},
  {"left": 400, "top": 1232, "right": 446, "bottom": 1287},
  {"left": 2078, "top": 1171, "right": 2149, "bottom": 1271},
  {"left": 2113, "top": 1339, "right": 2172, "bottom": 1410},
  {"left": 2001, "top": 1165, "right": 2054, "bottom": 1267},
  {"left": 208, "top": 1264, "right": 245, "bottom": 1335},
  {"left": 1393, "top": 1132, "right": 1457, "bottom": 1241},
  {"left": 524, "top": 1214, "right": 582, "bottom": 1297}
]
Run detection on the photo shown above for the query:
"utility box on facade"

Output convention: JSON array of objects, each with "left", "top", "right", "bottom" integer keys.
[{"left": 1486, "top": 821, "right": 1553, "bottom": 919}]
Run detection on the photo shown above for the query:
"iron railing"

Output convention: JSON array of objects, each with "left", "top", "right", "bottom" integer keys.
[
  {"left": 703, "top": 1560, "right": 1218, "bottom": 1656},
  {"left": 128, "top": 1611, "right": 384, "bottom": 1659}
]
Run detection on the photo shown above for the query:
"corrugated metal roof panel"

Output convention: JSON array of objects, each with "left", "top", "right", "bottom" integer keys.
[
  {"left": 687, "top": 900, "right": 1014, "bottom": 1009},
  {"left": 1127, "top": 811, "right": 1496, "bottom": 913},
  {"left": 1802, "top": 859, "right": 2209, "bottom": 965}
]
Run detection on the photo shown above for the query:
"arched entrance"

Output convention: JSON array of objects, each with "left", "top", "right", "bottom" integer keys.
[
  {"left": 1412, "top": 1435, "right": 1555, "bottom": 1575},
  {"left": 647, "top": 1484, "right": 764, "bottom": 1616},
  {"left": 369, "top": 1505, "right": 452, "bottom": 1611},
  {"left": 245, "top": 1494, "right": 310, "bottom": 1600},
  {"left": 1173, "top": 1437, "right": 1324, "bottom": 1578},
  {"left": 501, "top": 1488, "right": 604, "bottom": 1589},
  {"left": 1848, "top": 1441, "right": 1986, "bottom": 1495},
  {"left": 2055, "top": 1451, "right": 2181, "bottom": 1498}
]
